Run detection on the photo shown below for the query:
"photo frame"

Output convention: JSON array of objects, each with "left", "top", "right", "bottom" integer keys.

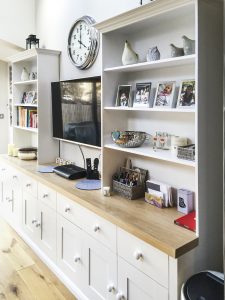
[
  {"left": 176, "top": 80, "right": 195, "bottom": 108},
  {"left": 115, "top": 85, "right": 132, "bottom": 107},
  {"left": 21, "top": 91, "right": 37, "bottom": 104},
  {"left": 153, "top": 81, "right": 176, "bottom": 108},
  {"left": 133, "top": 82, "right": 151, "bottom": 108}
]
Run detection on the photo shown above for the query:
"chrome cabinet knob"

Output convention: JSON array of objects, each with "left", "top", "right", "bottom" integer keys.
[
  {"left": 7, "top": 198, "right": 13, "bottom": 203},
  {"left": 74, "top": 256, "right": 81, "bottom": 263},
  {"left": 107, "top": 284, "right": 115, "bottom": 293},
  {"left": 42, "top": 194, "right": 48, "bottom": 198},
  {"left": 32, "top": 219, "right": 37, "bottom": 224},
  {"left": 134, "top": 251, "right": 143, "bottom": 261},
  {"left": 26, "top": 183, "right": 31, "bottom": 187},
  {"left": 116, "top": 292, "right": 125, "bottom": 300},
  {"left": 36, "top": 222, "right": 41, "bottom": 227},
  {"left": 13, "top": 175, "right": 17, "bottom": 179},
  {"left": 65, "top": 206, "right": 70, "bottom": 212},
  {"left": 93, "top": 225, "right": 100, "bottom": 232}
]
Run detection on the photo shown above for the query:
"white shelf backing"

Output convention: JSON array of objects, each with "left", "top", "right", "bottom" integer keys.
[
  {"left": 14, "top": 126, "right": 38, "bottom": 133},
  {"left": 104, "top": 143, "right": 195, "bottom": 167},
  {"left": 104, "top": 107, "right": 195, "bottom": 113},
  {"left": 14, "top": 79, "right": 37, "bottom": 85},
  {"left": 14, "top": 103, "right": 38, "bottom": 107},
  {"left": 104, "top": 55, "right": 195, "bottom": 73}
]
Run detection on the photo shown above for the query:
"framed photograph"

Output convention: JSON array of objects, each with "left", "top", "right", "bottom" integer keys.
[
  {"left": 22, "top": 91, "right": 37, "bottom": 104},
  {"left": 133, "top": 83, "right": 151, "bottom": 108},
  {"left": 176, "top": 80, "right": 195, "bottom": 108},
  {"left": 116, "top": 85, "right": 132, "bottom": 107},
  {"left": 154, "top": 81, "right": 176, "bottom": 108}
]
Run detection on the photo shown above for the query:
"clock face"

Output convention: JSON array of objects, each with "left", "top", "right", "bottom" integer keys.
[{"left": 68, "top": 16, "right": 99, "bottom": 70}]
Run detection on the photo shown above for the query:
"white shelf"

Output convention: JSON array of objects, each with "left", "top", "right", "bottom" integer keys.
[
  {"left": 14, "top": 103, "right": 38, "bottom": 107},
  {"left": 104, "top": 143, "right": 195, "bottom": 167},
  {"left": 14, "top": 126, "right": 38, "bottom": 133},
  {"left": 104, "top": 107, "right": 195, "bottom": 113},
  {"left": 14, "top": 79, "right": 37, "bottom": 85},
  {"left": 104, "top": 55, "right": 195, "bottom": 73}
]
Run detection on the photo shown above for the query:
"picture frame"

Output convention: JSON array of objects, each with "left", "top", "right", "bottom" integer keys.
[
  {"left": 133, "top": 82, "right": 151, "bottom": 108},
  {"left": 176, "top": 80, "right": 195, "bottom": 108},
  {"left": 153, "top": 81, "right": 176, "bottom": 108},
  {"left": 115, "top": 85, "right": 132, "bottom": 107},
  {"left": 21, "top": 91, "right": 37, "bottom": 104}
]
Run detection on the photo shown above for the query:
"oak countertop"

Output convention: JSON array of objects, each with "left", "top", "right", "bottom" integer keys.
[{"left": 0, "top": 155, "right": 198, "bottom": 258}]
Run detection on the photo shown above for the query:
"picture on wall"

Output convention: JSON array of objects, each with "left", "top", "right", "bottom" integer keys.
[
  {"left": 115, "top": 85, "right": 132, "bottom": 107},
  {"left": 154, "top": 81, "right": 176, "bottom": 108},
  {"left": 133, "top": 82, "right": 151, "bottom": 108},
  {"left": 176, "top": 80, "right": 195, "bottom": 108}
]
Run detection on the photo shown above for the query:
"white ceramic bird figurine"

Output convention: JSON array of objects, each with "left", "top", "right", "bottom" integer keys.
[{"left": 122, "top": 40, "right": 138, "bottom": 65}]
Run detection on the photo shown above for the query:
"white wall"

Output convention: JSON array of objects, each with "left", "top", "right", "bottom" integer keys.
[
  {"left": 0, "top": 0, "right": 35, "bottom": 48},
  {"left": 0, "top": 61, "right": 8, "bottom": 153},
  {"left": 35, "top": 0, "right": 140, "bottom": 167}
]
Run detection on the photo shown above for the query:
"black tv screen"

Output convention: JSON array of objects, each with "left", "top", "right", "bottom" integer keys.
[{"left": 51, "top": 76, "right": 101, "bottom": 147}]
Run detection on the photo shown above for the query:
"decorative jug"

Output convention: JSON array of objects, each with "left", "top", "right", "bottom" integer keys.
[
  {"left": 146, "top": 46, "right": 160, "bottom": 61},
  {"left": 182, "top": 35, "right": 195, "bottom": 55},
  {"left": 170, "top": 44, "right": 184, "bottom": 57}
]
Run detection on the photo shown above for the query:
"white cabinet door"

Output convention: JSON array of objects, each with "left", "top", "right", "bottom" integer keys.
[
  {"left": 57, "top": 215, "right": 86, "bottom": 290},
  {"left": 36, "top": 202, "right": 57, "bottom": 261},
  {"left": 22, "top": 192, "right": 38, "bottom": 241},
  {"left": 84, "top": 235, "right": 117, "bottom": 300},
  {"left": 117, "top": 257, "right": 168, "bottom": 300}
]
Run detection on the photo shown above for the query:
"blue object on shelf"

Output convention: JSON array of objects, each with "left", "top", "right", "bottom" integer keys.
[
  {"left": 75, "top": 179, "right": 101, "bottom": 190},
  {"left": 37, "top": 166, "right": 55, "bottom": 173}
]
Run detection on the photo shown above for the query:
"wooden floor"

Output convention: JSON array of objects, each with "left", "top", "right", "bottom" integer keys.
[{"left": 0, "top": 218, "right": 77, "bottom": 300}]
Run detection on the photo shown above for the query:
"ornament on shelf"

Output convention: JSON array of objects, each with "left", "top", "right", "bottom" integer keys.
[
  {"left": 122, "top": 40, "right": 138, "bottom": 65},
  {"left": 146, "top": 46, "right": 160, "bottom": 61},
  {"left": 182, "top": 35, "right": 195, "bottom": 55},
  {"left": 170, "top": 43, "right": 184, "bottom": 57},
  {"left": 26, "top": 34, "right": 39, "bottom": 50},
  {"left": 21, "top": 67, "right": 29, "bottom": 81}
]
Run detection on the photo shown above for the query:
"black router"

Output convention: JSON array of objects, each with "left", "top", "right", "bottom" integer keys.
[{"left": 53, "top": 164, "right": 87, "bottom": 180}]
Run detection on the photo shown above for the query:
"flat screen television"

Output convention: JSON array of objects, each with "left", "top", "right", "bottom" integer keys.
[{"left": 51, "top": 76, "right": 101, "bottom": 147}]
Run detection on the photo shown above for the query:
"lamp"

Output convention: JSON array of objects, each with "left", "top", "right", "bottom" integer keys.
[{"left": 26, "top": 34, "right": 39, "bottom": 50}]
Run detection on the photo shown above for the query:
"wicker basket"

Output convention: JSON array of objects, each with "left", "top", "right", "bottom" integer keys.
[
  {"left": 112, "top": 180, "right": 145, "bottom": 200},
  {"left": 177, "top": 144, "right": 195, "bottom": 161}
]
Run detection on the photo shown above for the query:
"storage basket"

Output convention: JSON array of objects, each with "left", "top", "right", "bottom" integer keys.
[
  {"left": 177, "top": 144, "right": 195, "bottom": 161},
  {"left": 112, "top": 180, "right": 145, "bottom": 200}
]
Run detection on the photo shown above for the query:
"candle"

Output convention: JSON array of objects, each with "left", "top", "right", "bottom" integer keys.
[
  {"left": 8, "top": 144, "right": 15, "bottom": 156},
  {"left": 13, "top": 148, "right": 19, "bottom": 157}
]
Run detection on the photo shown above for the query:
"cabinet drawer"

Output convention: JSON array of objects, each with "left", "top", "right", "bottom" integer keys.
[
  {"left": 38, "top": 183, "right": 56, "bottom": 210},
  {"left": 57, "top": 194, "right": 84, "bottom": 229},
  {"left": 82, "top": 209, "right": 117, "bottom": 253},
  {"left": 117, "top": 228, "right": 168, "bottom": 288},
  {"left": 23, "top": 176, "right": 37, "bottom": 198}
]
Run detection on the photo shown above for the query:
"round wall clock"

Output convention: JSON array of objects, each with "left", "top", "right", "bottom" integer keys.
[{"left": 68, "top": 16, "right": 100, "bottom": 70}]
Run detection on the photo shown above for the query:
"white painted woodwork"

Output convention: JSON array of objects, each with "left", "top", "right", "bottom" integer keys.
[
  {"left": 117, "top": 228, "right": 168, "bottom": 288},
  {"left": 22, "top": 175, "right": 38, "bottom": 198},
  {"left": 57, "top": 215, "right": 86, "bottom": 291},
  {"left": 117, "top": 257, "right": 168, "bottom": 300},
  {"left": 38, "top": 182, "right": 57, "bottom": 210},
  {"left": 22, "top": 192, "right": 37, "bottom": 241},
  {"left": 84, "top": 234, "right": 117, "bottom": 300},
  {"left": 8, "top": 48, "right": 60, "bottom": 164}
]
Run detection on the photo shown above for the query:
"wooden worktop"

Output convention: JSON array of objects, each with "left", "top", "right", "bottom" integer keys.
[{"left": 0, "top": 155, "right": 198, "bottom": 258}]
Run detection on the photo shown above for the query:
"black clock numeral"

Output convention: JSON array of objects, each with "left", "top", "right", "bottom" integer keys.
[
  {"left": 80, "top": 56, "right": 83, "bottom": 61},
  {"left": 80, "top": 24, "right": 83, "bottom": 30},
  {"left": 73, "top": 50, "right": 75, "bottom": 55},
  {"left": 77, "top": 28, "right": 79, "bottom": 33},
  {"left": 87, "top": 29, "right": 90, "bottom": 35},
  {"left": 88, "top": 47, "right": 90, "bottom": 51},
  {"left": 73, "top": 34, "right": 76, "bottom": 40},
  {"left": 84, "top": 53, "right": 87, "bottom": 57}
]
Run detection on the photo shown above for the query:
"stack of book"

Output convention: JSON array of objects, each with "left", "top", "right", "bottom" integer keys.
[{"left": 17, "top": 107, "right": 38, "bottom": 128}]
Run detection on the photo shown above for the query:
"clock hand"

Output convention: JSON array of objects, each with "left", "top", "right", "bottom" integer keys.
[
  {"left": 78, "top": 40, "right": 87, "bottom": 48},
  {"left": 79, "top": 28, "right": 81, "bottom": 49}
]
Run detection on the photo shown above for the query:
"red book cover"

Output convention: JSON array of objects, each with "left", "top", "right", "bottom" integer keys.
[{"left": 174, "top": 211, "right": 196, "bottom": 232}]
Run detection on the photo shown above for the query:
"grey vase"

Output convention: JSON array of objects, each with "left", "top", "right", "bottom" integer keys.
[
  {"left": 182, "top": 35, "right": 195, "bottom": 55},
  {"left": 122, "top": 40, "right": 138, "bottom": 65},
  {"left": 170, "top": 44, "right": 184, "bottom": 57},
  {"left": 146, "top": 46, "right": 160, "bottom": 62}
]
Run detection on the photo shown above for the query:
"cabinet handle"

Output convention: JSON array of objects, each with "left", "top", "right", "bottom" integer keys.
[
  {"left": 116, "top": 292, "right": 125, "bottom": 300},
  {"left": 93, "top": 225, "right": 100, "bottom": 232},
  {"left": 42, "top": 194, "right": 48, "bottom": 198},
  {"left": 1, "top": 168, "right": 6, "bottom": 171},
  {"left": 26, "top": 183, "right": 31, "bottom": 187},
  {"left": 32, "top": 219, "right": 37, "bottom": 224},
  {"left": 36, "top": 222, "right": 41, "bottom": 228},
  {"left": 7, "top": 198, "right": 13, "bottom": 203},
  {"left": 13, "top": 175, "right": 17, "bottom": 179},
  {"left": 64, "top": 207, "right": 70, "bottom": 212},
  {"left": 107, "top": 284, "right": 115, "bottom": 293},
  {"left": 134, "top": 251, "right": 143, "bottom": 261},
  {"left": 74, "top": 256, "right": 81, "bottom": 263}
]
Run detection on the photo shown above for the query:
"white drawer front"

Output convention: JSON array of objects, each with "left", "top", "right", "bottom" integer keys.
[
  {"left": 82, "top": 209, "right": 117, "bottom": 253},
  {"left": 23, "top": 176, "right": 37, "bottom": 198},
  {"left": 57, "top": 194, "right": 84, "bottom": 229},
  {"left": 117, "top": 228, "right": 168, "bottom": 288},
  {"left": 38, "top": 183, "right": 56, "bottom": 210}
]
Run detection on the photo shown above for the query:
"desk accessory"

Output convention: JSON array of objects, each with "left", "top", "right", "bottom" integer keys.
[
  {"left": 86, "top": 158, "right": 100, "bottom": 179},
  {"left": 75, "top": 179, "right": 101, "bottom": 190},
  {"left": 53, "top": 164, "right": 86, "bottom": 180},
  {"left": 177, "top": 189, "right": 194, "bottom": 214},
  {"left": 38, "top": 166, "right": 55, "bottom": 173},
  {"left": 146, "top": 179, "right": 173, "bottom": 207},
  {"left": 174, "top": 211, "right": 196, "bottom": 232}
]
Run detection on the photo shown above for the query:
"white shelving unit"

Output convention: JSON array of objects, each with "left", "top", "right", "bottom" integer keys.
[
  {"left": 96, "top": 0, "right": 223, "bottom": 298},
  {"left": 9, "top": 48, "right": 61, "bottom": 163}
]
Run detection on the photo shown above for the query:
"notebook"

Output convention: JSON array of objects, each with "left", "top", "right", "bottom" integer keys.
[{"left": 174, "top": 211, "right": 196, "bottom": 232}]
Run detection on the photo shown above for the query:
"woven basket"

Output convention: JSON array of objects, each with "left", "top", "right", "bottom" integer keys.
[
  {"left": 177, "top": 144, "right": 195, "bottom": 161},
  {"left": 112, "top": 180, "right": 145, "bottom": 200}
]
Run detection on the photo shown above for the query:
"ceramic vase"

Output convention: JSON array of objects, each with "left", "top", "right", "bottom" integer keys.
[
  {"left": 21, "top": 67, "right": 29, "bottom": 81},
  {"left": 170, "top": 44, "right": 184, "bottom": 57},
  {"left": 122, "top": 40, "right": 138, "bottom": 65},
  {"left": 146, "top": 46, "right": 160, "bottom": 61},
  {"left": 182, "top": 35, "right": 195, "bottom": 55}
]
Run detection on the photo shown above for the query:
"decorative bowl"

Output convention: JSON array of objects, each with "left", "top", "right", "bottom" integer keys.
[{"left": 111, "top": 131, "right": 148, "bottom": 148}]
